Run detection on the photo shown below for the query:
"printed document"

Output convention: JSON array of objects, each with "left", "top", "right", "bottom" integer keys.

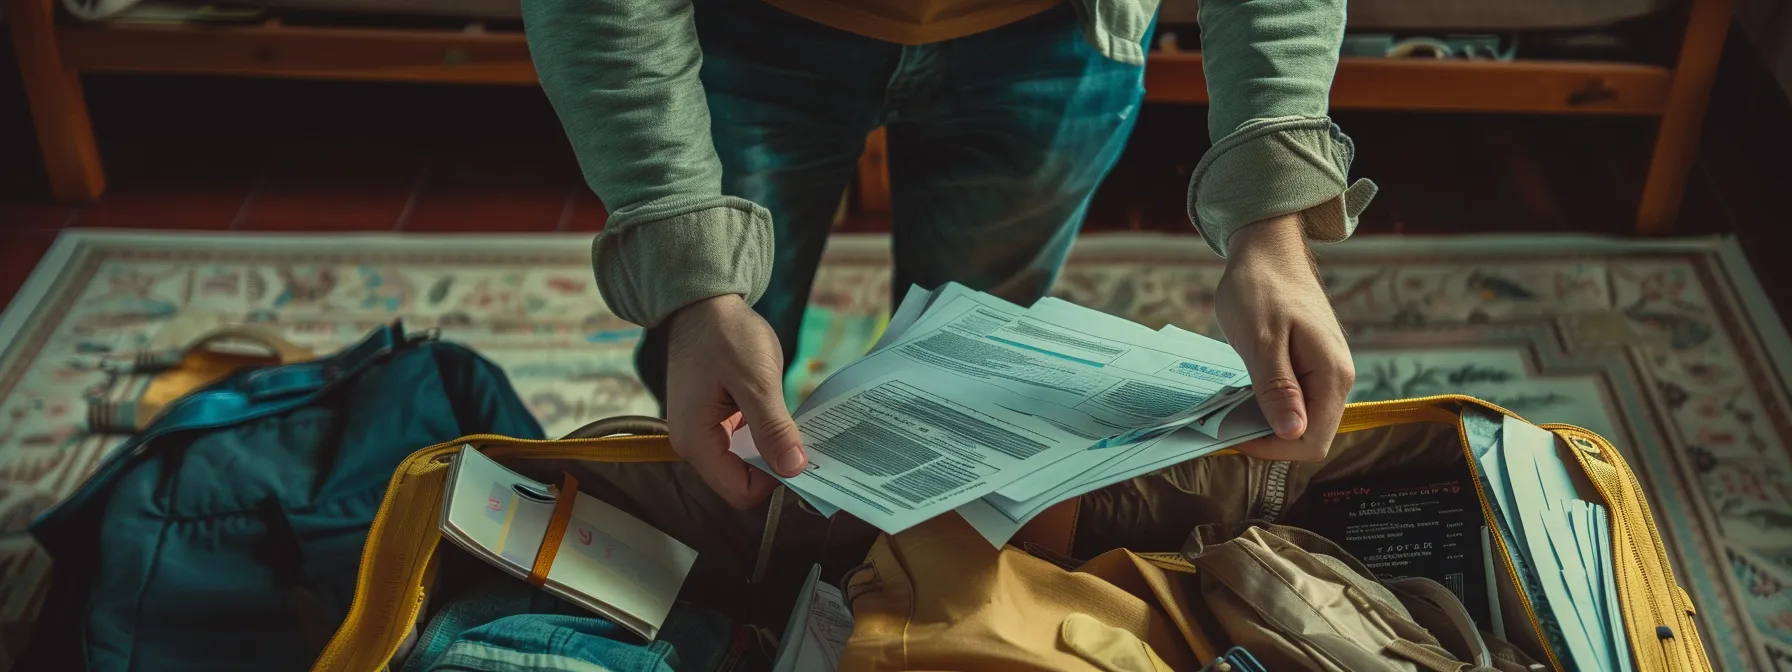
[
  {"left": 959, "top": 401, "right": 1271, "bottom": 547},
  {"left": 738, "top": 284, "right": 1256, "bottom": 534},
  {"left": 1468, "top": 411, "right": 1629, "bottom": 672},
  {"left": 756, "top": 374, "right": 1099, "bottom": 534},
  {"left": 773, "top": 565, "right": 854, "bottom": 672},
  {"left": 805, "top": 284, "right": 1247, "bottom": 442},
  {"left": 988, "top": 298, "right": 1250, "bottom": 500},
  {"left": 1502, "top": 417, "right": 1605, "bottom": 670}
]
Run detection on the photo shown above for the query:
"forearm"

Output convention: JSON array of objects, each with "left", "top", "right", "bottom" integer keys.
[
  {"left": 1189, "top": 0, "right": 1376, "bottom": 257},
  {"left": 523, "top": 0, "right": 772, "bottom": 328}
]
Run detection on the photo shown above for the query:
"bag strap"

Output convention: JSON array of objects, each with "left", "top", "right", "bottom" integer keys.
[
  {"left": 562, "top": 416, "right": 670, "bottom": 439},
  {"left": 527, "top": 472, "right": 582, "bottom": 587},
  {"left": 133, "top": 322, "right": 406, "bottom": 432},
  {"left": 33, "top": 323, "right": 412, "bottom": 538},
  {"left": 176, "top": 323, "right": 315, "bottom": 366},
  {"left": 90, "top": 323, "right": 325, "bottom": 433},
  {"left": 122, "top": 321, "right": 316, "bottom": 373}
]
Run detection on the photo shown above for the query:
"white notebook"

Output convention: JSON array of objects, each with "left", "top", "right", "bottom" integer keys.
[{"left": 438, "top": 445, "right": 698, "bottom": 640}]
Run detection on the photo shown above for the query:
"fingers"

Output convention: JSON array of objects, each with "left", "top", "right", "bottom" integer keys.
[
  {"left": 729, "top": 372, "right": 808, "bottom": 478},
  {"left": 1236, "top": 322, "right": 1354, "bottom": 463},
  {"left": 1294, "top": 323, "right": 1354, "bottom": 459},
  {"left": 1240, "top": 328, "right": 1308, "bottom": 441},
  {"left": 662, "top": 297, "right": 802, "bottom": 509},
  {"left": 675, "top": 415, "right": 779, "bottom": 510}
]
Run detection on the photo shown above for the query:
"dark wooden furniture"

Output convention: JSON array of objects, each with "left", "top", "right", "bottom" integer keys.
[{"left": 8, "top": 0, "right": 1731, "bottom": 233}]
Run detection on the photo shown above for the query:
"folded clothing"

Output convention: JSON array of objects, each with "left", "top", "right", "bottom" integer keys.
[
  {"left": 400, "top": 571, "right": 741, "bottom": 672},
  {"left": 1184, "top": 520, "right": 1540, "bottom": 672}
]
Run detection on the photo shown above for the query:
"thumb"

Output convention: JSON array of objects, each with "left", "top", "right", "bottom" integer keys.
[
  {"left": 1243, "top": 329, "right": 1308, "bottom": 440},
  {"left": 731, "top": 372, "right": 807, "bottom": 477}
]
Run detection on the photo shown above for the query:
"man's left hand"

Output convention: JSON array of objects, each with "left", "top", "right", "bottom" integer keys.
[{"left": 1215, "top": 212, "right": 1354, "bottom": 462}]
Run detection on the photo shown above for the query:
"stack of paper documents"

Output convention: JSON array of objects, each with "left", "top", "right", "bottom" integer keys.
[
  {"left": 733, "top": 283, "right": 1274, "bottom": 546},
  {"left": 1466, "top": 409, "right": 1631, "bottom": 672}
]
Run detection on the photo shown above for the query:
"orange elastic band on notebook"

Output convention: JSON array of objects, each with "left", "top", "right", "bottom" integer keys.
[{"left": 528, "top": 472, "right": 580, "bottom": 587}]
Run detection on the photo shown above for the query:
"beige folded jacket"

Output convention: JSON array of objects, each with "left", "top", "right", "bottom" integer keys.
[{"left": 1185, "top": 521, "right": 1540, "bottom": 672}]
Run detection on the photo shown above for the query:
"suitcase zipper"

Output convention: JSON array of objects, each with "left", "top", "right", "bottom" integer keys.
[
  {"left": 1258, "top": 461, "right": 1291, "bottom": 522},
  {"left": 1544, "top": 425, "right": 1706, "bottom": 672},
  {"left": 1547, "top": 425, "right": 1663, "bottom": 671}
]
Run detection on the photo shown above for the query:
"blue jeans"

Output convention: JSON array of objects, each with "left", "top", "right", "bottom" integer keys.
[
  {"left": 637, "top": 0, "right": 1152, "bottom": 404},
  {"left": 401, "top": 575, "right": 738, "bottom": 672}
]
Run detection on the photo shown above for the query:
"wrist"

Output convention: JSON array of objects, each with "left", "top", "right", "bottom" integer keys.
[
  {"left": 1226, "top": 213, "right": 1308, "bottom": 259},
  {"left": 1226, "top": 213, "right": 1324, "bottom": 285},
  {"left": 667, "top": 294, "right": 747, "bottom": 331}
]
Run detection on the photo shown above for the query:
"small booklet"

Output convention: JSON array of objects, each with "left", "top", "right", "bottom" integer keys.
[
  {"left": 439, "top": 445, "right": 699, "bottom": 640},
  {"left": 772, "top": 565, "right": 855, "bottom": 672}
]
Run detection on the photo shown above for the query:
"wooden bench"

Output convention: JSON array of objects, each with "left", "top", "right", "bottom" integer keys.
[{"left": 8, "top": 0, "right": 1731, "bottom": 233}]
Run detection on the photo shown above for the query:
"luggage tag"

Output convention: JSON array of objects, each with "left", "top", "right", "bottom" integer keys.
[{"left": 1197, "top": 646, "right": 1267, "bottom": 672}]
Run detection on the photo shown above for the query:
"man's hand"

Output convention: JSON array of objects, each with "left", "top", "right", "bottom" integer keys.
[
  {"left": 1216, "top": 213, "right": 1354, "bottom": 462},
  {"left": 664, "top": 294, "right": 807, "bottom": 509}
]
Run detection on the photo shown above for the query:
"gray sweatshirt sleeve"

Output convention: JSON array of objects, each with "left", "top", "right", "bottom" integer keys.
[
  {"left": 1189, "top": 0, "right": 1378, "bottom": 256},
  {"left": 523, "top": 0, "right": 773, "bottom": 328}
]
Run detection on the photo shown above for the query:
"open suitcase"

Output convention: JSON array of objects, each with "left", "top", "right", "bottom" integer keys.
[{"left": 313, "top": 394, "right": 1711, "bottom": 672}]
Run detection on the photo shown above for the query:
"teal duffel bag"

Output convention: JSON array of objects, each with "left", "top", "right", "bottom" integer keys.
[{"left": 21, "top": 322, "right": 545, "bottom": 672}]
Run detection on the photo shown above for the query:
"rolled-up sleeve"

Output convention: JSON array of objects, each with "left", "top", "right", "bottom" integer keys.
[
  {"left": 1188, "top": 0, "right": 1378, "bottom": 256},
  {"left": 524, "top": 0, "right": 773, "bottom": 327}
]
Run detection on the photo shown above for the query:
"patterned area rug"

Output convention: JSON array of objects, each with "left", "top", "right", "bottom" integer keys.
[{"left": 1, "top": 230, "right": 1789, "bottom": 669}]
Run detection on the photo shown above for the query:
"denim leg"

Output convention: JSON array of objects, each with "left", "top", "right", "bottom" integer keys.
[
  {"left": 884, "top": 5, "right": 1150, "bottom": 307},
  {"left": 635, "top": 0, "right": 893, "bottom": 410}
]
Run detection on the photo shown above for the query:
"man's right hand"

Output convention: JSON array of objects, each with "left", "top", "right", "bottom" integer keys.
[{"left": 664, "top": 294, "right": 808, "bottom": 509}]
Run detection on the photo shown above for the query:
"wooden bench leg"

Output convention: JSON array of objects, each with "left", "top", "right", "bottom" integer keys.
[
  {"left": 1635, "top": 0, "right": 1732, "bottom": 235},
  {"left": 855, "top": 127, "right": 891, "bottom": 215},
  {"left": 7, "top": 0, "right": 106, "bottom": 202}
]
